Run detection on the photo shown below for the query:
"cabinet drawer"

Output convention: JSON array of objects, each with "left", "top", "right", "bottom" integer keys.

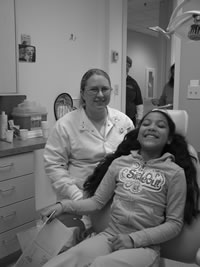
[
  {"left": 0, "top": 152, "right": 34, "bottom": 182},
  {"left": 0, "top": 174, "right": 34, "bottom": 207},
  {"left": 0, "top": 221, "right": 35, "bottom": 259},
  {"left": 0, "top": 198, "right": 36, "bottom": 233}
]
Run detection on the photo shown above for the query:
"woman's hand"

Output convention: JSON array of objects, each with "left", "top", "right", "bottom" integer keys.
[
  {"left": 108, "top": 234, "right": 134, "bottom": 251},
  {"left": 40, "top": 202, "right": 63, "bottom": 222}
]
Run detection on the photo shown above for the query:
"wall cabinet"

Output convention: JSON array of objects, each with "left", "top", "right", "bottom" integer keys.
[
  {"left": 0, "top": 0, "right": 17, "bottom": 93},
  {"left": 0, "top": 152, "right": 36, "bottom": 260}
]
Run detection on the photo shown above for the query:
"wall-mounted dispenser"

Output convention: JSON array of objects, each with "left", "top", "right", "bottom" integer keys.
[{"left": 112, "top": 50, "right": 119, "bottom": 62}]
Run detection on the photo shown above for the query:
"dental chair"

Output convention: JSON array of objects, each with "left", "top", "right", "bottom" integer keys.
[
  {"left": 90, "top": 109, "right": 200, "bottom": 266},
  {"left": 39, "top": 109, "right": 200, "bottom": 266},
  {"left": 159, "top": 110, "right": 200, "bottom": 265}
]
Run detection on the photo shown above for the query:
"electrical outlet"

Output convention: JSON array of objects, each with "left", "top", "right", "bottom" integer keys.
[{"left": 187, "top": 86, "right": 200, "bottom": 99}]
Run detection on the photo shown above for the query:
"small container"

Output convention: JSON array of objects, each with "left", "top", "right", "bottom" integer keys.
[
  {"left": 0, "top": 111, "right": 8, "bottom": 139},
  {"left": 42, "top": 128, "right": 49, "bottom": 138},
  {"left": 41, "top": 121, "right": 49, "bottom": 129},
  {"left": 41, "top": 121, "right": 49, "bottom": 138},
  {"left": 20, "top": 129, "right": 28, "bottom": 140},
  {"left": 6, "top": 130, "right": 14, "bottom": 143}
]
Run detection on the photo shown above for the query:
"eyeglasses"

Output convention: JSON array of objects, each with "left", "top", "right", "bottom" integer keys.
[{"left": 85, "top": 86, "right": 112, "bottom": 96}]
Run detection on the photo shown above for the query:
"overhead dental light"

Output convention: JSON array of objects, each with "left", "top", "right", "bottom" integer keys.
[{"left": 148, "top": 0, "right": 200, "bottom": 41}]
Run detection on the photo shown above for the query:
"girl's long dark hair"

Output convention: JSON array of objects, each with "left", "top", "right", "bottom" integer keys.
[{"left": 84, "top": 110, "right": 199, "bottom": 225}]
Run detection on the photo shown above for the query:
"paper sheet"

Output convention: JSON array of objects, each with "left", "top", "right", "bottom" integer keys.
[{"left": 15, "top": 216, "right": 79, "bottom": 267}]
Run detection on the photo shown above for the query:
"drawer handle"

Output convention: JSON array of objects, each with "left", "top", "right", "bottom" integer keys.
[
  {"left": 0, "top": 211, "right": 16, "bottom": 220},
  {"left": 0, "top": 162, "right": 14, "bottom": 169},
  {"left": 0, "top": 186, "right": 15, "bottom": 193}
]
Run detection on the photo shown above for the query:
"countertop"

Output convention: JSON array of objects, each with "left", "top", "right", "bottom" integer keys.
[{"left": 0, "top": 137, "right": 46, "bottom": 157}]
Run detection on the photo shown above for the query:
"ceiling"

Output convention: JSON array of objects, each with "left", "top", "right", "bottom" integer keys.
[{"left": 127, "top": 0, "right": 163, "bottom": 36}]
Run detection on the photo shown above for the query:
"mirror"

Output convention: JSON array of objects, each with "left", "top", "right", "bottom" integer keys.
[
  {"left": 0, "top": 0, "right": 17, "bottom": 93},
  {"left": 54, "top": 93, "right": 73, "bottom": 120}
]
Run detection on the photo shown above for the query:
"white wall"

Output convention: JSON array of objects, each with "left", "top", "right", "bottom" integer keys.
[
  {"left": 0, "top": 0, "right": 17, "bottom": 93},
  {"left": 106, "top": 0, "right": 126, "bottom": 109},
  {"left": 175, "top": 0, "right": 200, "bottom": 152},
  {"left": 15, "top": 0, "right": 124, "bottom": 129},
  {"left": 14, "top": 0, "right": 125, "bottom": 210}
]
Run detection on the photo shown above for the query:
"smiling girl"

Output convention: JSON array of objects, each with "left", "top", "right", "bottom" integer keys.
[{"left": 42, "top": 109, "right": 199, "bottom": 267}]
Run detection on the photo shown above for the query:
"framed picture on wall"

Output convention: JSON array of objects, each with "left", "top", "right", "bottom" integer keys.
[
  {"left": 19, "top": 44, "right": 36, "bottom": 62},
  {"left": 145, "top": 67, "right": 156, "bottom": 99}
]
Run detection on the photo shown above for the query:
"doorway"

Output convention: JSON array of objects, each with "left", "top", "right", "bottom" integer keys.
[{"left": 125, "top": 0, "right": 174, "bottom": 117}]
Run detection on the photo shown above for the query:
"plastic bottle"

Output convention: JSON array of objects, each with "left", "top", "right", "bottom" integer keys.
[{"left": 0, "top": 111, "right": 8, "bottom": 139}]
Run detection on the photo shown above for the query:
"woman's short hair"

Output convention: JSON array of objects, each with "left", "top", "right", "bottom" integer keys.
[{"left": 79, "top": 69, "right": 111, "bottom": 106}]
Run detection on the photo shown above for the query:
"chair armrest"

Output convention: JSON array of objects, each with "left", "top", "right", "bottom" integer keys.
[
  {"left": 196, "top": 248, "right": 200, "bottom": 266},
  {"left": 160, "top": 214, "right": 200, "bottom": 263}
]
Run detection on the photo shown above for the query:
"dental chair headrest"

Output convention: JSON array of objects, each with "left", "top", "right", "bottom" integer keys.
[{"left": 154, "top": 109, "right": 188, "bottom": 137}]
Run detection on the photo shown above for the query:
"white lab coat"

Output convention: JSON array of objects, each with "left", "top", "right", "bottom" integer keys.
[{"left": 44, "top": 106, "right": 134, "bottom": 200}]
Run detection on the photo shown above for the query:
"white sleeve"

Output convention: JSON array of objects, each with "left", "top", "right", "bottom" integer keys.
[
  {"left": 136, "top": 104, "right": 144, "bottom": 120},
  {"left": 44, "top": 121, "right": 83, "bottom": 200},
  {"left": 67, "top": 184, "right": 83, "bottom": 200},
  {"left": 60, "top": 165, "right": 117, "bottom": 215}
]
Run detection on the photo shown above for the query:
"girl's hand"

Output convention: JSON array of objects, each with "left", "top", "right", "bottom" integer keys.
[
  {"left": 108, "top": 234, "right": 134, "bottom": 251},
  {"left": 40, "top": 203, "right": 63, "bottom": 222}
]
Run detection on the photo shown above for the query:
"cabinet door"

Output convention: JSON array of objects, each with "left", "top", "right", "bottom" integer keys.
[
  {"left": 0, "top": 0, "right": 17, "bottom": 93},
  {"left": 0, "top": 174, "right": 35, "bottom": 208},
  {"left": 0, "top": 198, "right": 35, "bottom": 233},
  {"left": 0, "top": 152, "right": 34, "bottom": 182},
  {"left": 0, "top": 221, "right": 35, "bottom": 259}
]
